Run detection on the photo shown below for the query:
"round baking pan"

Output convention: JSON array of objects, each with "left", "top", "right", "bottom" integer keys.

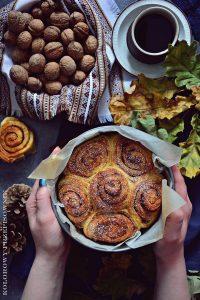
[{"left": 51, "top": 166, "right": 174, "bottom": 252}]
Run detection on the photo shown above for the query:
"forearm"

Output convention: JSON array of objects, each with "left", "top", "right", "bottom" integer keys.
[
  {"left": 154, "top": 249, "right": 190, "bottom": 300},
  {"left": 22, "top": 253, "right": 67, "bottom": 300}
]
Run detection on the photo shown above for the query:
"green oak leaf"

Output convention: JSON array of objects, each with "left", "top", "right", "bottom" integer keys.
[
  {"left": 164, "top": 40, "right": 200, "bottom": 89},
  {"left": 179, "top": 114, "right": 200, "bottom": 178}
]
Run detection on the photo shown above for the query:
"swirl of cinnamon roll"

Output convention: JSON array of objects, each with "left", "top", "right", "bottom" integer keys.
[
  {"left": 0, "top": 117, "right": 34, "bottom": 163},
  {"left": 83, "top": 213, "right": 137, "bottom": 243},
  {"left": 66, "top": 135, "right": 109, "bottom": 177},
  {"left": 115, "top": 136, "right": 153, "bottom": 176},
  {"left": 58, "top": 178, "right": 91, "bottom": 226},
  {"left": 132, "top": 181, "right": 162, "bottom": 228},
  {"left": 90, "top": 168, "right": 130, "bottom": 212}
]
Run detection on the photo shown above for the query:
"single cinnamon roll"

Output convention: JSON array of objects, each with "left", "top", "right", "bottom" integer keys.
[
  {"left": 0, "top": 117, "right": 34, "bottom": 163},
  {"left": 115, "top": 135, "right": 153, "bottom": 177},
  {"left": 65, "top": 135, "right": 109, "bottom": 177},
  {"left": 83, "top": 212, "right": 137, "bottom": 243},
  {"left": 90, "top": 168, "right": 130, "bottom": 212},
  {"left": 131, "top": 180, "right": 162, "bottom": 228},
  {"left": 58, "top": 177, "right": 91, "bottom": 227}
]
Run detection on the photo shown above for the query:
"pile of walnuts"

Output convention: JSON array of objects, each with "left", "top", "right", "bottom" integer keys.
[{"left": 5, "top": 0, "right": 98, "bottom": 95}]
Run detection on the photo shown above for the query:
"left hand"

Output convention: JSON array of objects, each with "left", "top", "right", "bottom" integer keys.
[{"left": 26, "top": 147, "right": 71, "bottom": 260}]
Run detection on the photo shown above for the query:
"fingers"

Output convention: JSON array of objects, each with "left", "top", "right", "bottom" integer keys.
[
  {"left": 52, "top": 146, "right": 61, "bottom": 155},
  {"left": 26, "top": 180, "right": 39, "bottom": 223},
  {"left": 172, "top": 166, "right": 188, "bottom": 201}
]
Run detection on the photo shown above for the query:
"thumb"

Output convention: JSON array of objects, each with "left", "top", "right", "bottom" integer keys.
[
  {"left": 36, "top": 186, "right": 53, "bottom": 215},
  {"left": 164, "top": 210, "right": 184, "bottom": 241}
]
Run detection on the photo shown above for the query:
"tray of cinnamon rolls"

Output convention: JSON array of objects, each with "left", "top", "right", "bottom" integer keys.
[{"left": 49, "top": 128, "right": 175, "bottom": 251}]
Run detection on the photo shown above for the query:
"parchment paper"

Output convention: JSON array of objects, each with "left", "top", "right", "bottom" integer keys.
[{"left": 29, "top": 125, "right": 185, "bottom": 250}]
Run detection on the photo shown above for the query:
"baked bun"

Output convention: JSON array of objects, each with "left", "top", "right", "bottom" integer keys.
[{"left": 57, "top": 133, "right": 163, "bottom": 243}]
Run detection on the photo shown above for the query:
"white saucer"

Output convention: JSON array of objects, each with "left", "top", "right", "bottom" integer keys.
[{"left": 112, "top": 0, "right": 192, "bottom": 78}]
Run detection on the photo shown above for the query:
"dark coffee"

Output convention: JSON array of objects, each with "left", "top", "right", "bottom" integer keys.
[{"left": 134, "top": 13, "right": 175, "bottom": 53}]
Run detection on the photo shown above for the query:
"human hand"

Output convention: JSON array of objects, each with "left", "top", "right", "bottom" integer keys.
[
  {"left": 26, "top": 147, "right": 71, "bottom": 261},
  {"left": 154, "top": 166, "right": 192, "bottom": 265}
]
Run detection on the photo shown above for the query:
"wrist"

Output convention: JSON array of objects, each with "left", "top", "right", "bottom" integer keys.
[{"left": 155, "top": 247, "right": 185, "bottom": 269}]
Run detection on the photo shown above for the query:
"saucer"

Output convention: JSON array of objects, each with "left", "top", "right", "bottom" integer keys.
[{"left": 112, "top": 0, "right": 192, "bottom": 78}]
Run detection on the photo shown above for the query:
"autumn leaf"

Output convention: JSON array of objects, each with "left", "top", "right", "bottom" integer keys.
[
  {"left": 179, "top": 114, "right": 200, "bottom": 178},
  {"left": 191, "top": 86, "right": 200, "bottom": 110},
  {"left": 110, "top": 74, "right": 196, "bottom": 121},
  {"left": 164, "top": 40, "right": 200, "bottom": 88}
]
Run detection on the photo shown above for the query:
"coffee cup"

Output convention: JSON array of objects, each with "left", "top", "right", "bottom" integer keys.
[{"left": 127, "top": 7, "right": 179, "bottom": 64}]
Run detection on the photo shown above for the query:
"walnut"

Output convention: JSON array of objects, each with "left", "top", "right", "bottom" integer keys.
[
  {"left": 72, "top": 70, "right": 86, "bottom": 85},
  {"left": 44, "top": 42, "right": 64, "bottom": 60},
  {"left": 31, "top": 7, "right": 43, "bottom": 19},
  {"left": 60, "top": 56, "right": 76, "bottom": 76},
  {"left": 17, "top": 31, "right": 32, "bottom": 50},
  {"left": 23, "top": 13, "right": 33, "bottom": 26},
  {"left": 45, "top": 81, "right": 62, "bottom": 95},
  {"left": 50, "top": 12, "right": 69, "bottom": 29},
  {"left": 28, "top": 19, "right": 44, "bottom": 36},
  {"left": 79, "top": 55, "right": 95, "bottom": 73},
  {"left": 69, "top": 11, "right": 85, "bottom": 27},
  {"left": 20, "top": 62, "right": 30, "bottom": 73},
  {"left": 58, "top": 73, "right": 71, "bottom": 85},
  {"left": 67, "top": 41, "right": 84, "bottom": 61},
  {"left": 44, "top": 26, "right": 60, "bottom": 42},
  {"left": 8, "top": 11, "right": 26, "bottom": 34},
  {"left": 84, "top": 35, "right": 98, "bottom": 54},
  {"left": 12, "top": 47, "right": 29, "bottom": 64},
  {"left": 10, "top": 65, "right": 28, "bottom": 85},
  {"left": 32, "top": 38, "right": 45, "bottom": 53},
  {"left": 27, "top": 77, "right": 42, "bottom": 92},
  {"left": 73, "top": 22, "right": 89, "bottom": 40},
  {"left": 44, "top": 62, "right": 60, "bottom": 80},
  {"left": 29, "top": 54, "right": 46, "bottom": 73},
  {"left": 61, "top": 28, "right": 74, "bottom": 46},
  {"left": 4, "top": 31, "right": 17, "bottom": 46},
  {"left": 41, "top": 0, "right": 57, "bottom": 16}
]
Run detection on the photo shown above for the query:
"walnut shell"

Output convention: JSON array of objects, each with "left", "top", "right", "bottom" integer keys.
[
  {"left": 44, "top": 62, "right": 60, "bottom": 80},
  {"left": 32, "top": 38, "right": 45, "bottom": 53},
  {"left": 41, "top": 0, "right": 57, "bottom": 16},
  {"left": 27, "top": 77, "right": 42, "bottom": 92},
  {"left": 12, "top": 48, "right": 29, "bottom": 64},
  {"left": 84, "top": 35, "right": 98, "bottom": 55},
  {"left": 10, "top": 65, "right": 28, "bottom": 85},
  {"left": 58, "top": 73, "right": 71, "bottom": 85},
  {"left": 23, "top": 13, "right": 33, "bottom": 26},
  {"left": 31, "top": 7, "right": 43, "bottom": 19},
  {"left": 4, "top": 31, "right": 17, "bottom": 46},
  {"left": 73, "top": 22, "right": 89, "bottom": 40},
  {"left": 60, "top": 56, "right": 76, "bottom": 76},
  {"left": 79, "top": 55, "right": 95, "bottom": 73},
  {"left": 17, "top": 31, "right": 32, "bottom": 50},
  {"left": 28, "top": 19, "right": 44, "bottom": 36},
  {"left": 72, "top": 70, "right": 86, "bottom": 85},
  {"left": 8, "top": 11, "right": 26, "bottom": 34},
  {"left": 44, "top": 42, "right": 64, "bottom": 60},
  {"left": 67, "top": 41, "right": 84, "bottom": 61},
  {"left": 50, "top": 12, "right": 69, "bottom": 29},
  {"left": 44, "top": 26, "right": 60, "bottom": 42},
  {"left": 61, "top": 28, "right": 75, "bottom": 46},
  {"left": 29, "top": 54, "right": 46, "bottom": 73},
  {"left": 69, "top": 11, "right": 85, "bottom": 27},
  {"left": 20, "top": 62, "right": 30, "bottom": 73},
  {"left": 45, "top": 81, "right": 62, "bottom": 95}
]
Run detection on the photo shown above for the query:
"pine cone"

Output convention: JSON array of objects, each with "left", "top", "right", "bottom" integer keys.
[
  {"left": 3, "top": 184, "right": 31, "bottom": 221},
  {"left": 1, "top": 184, "right": 31, "bottom": 254}
]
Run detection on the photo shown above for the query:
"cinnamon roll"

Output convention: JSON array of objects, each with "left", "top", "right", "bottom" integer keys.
[
  {"left": 131, "top": 180, "right": 162, "bottom": 228},
  {"left": 65, "top": 135, "right": 109, "bottom": 177},
  {"left": 58, "top": 177, "right": 91, "bottom": 227},
  {"left": 83, "top": 212, "right": 137, "bottom": 243},
  {"left": 115, "top": 136, "right": 153, "bottom": 177},
  {"left": 90, "top": 168, "right": 130, "bottom": 212},
  {"left": 0, "top": 117, "right": 35, "bottom": 163}
]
